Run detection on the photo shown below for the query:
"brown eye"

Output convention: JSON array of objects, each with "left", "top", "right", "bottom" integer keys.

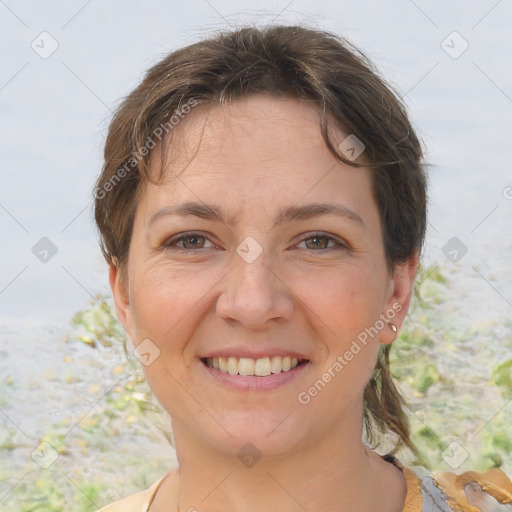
[
  {"left": 179, "top": 235, "right": 206, "bottom": 249},
  {"left": 162, "top": 232, "right": 215, "bottom": 252},
  {"left": 299, "top": 234, "right": 346, "bottom": 251},
  {"left": 304, "top": 235, "right": 330, "bottom": 250}
]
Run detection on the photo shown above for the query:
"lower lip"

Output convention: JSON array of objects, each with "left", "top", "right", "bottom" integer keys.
[{"left": 199, "top": 359, "right": 310, "bottom": 391}]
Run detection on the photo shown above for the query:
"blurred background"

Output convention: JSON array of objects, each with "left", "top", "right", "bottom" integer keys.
[{"left": 1, "top": 0, "right": 511, "bottom": 510}]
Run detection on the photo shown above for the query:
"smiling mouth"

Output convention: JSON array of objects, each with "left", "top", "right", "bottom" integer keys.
[{"left": 201, "top": 356, "right": 309, "bottom": 377}]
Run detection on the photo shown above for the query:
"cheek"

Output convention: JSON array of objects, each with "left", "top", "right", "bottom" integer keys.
[
  {"left": 127, "top": 266, "right": 207, "bottom": 406},
  {"left": 295, "top": 263, "right": 382, "bottom": 339},
  {"left": 129, "top": 263, "right": 220, "bottom": 351},
  {"left": 299, "top": 267, "right": 383, "bottom": 405}
]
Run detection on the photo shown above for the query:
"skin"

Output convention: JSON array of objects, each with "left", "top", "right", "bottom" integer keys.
[{"left": 110, "top": 94, "right": 419, "bottom": 512}]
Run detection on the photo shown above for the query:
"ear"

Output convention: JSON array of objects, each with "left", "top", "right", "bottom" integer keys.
[
  {"left": 109, "top": 260, "right": 136, "bottom": 346},
  {"left": 379, "top": 250, "right": 419, "bottom": 344}
]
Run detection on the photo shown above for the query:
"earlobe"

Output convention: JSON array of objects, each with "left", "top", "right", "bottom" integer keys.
[{"left": 379, "top": 250, "right": 420, "bottom": 345}]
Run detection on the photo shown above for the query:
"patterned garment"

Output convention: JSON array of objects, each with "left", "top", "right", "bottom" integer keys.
[
  {"left": 384, "top": 454, "right": 512, "bottom": 512},
  {"left": 97, "top": 453, "right": 512, "bottom": 512}
]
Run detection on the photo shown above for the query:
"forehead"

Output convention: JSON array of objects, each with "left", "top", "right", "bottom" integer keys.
[
  {"left": 150, "top": 93, "right": 364, "bottom": 178},
  {"left": 141, "top": 94, "right": 375, "bottom": 219},
  {"left": 154, "top": 95, "right": 336, "bottom": 175}
]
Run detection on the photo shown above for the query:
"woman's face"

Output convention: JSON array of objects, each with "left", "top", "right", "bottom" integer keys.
[{"left": 110, "top": 94, "right": 416, "bottom": 458}]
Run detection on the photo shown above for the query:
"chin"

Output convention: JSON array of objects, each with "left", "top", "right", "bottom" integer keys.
[
  {"left": 217, "top": 409, "right": 304, "bottom": 456},
  {"left": 175, "top": 406, "right": 309, "bottom": 460}
]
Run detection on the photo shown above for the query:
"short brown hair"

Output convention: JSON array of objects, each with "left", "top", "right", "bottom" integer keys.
[{"left": 94, "top": 24, "right": 428, "bottom": 463}]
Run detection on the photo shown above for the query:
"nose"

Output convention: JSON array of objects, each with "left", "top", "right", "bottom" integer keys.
[{"left": 215, "top": 251, "right": 294, "bottom": 329}]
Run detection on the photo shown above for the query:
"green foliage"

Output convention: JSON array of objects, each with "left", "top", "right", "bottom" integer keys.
[
  {"left": 2, "top": 296, "right": 171, "bottom": 512},
  {"left": 1, "top": 470, "right": 105, "bottom": 512},
  {"left": 413, "top": 363, "right": 441, "bottom": 394},
  {"left": 492, "top": 359, "right": 512, "bottom": 398},
  {"left": 5, "top": 264, "right": 511, "bottom": 510},
  {"left": 390, "top": 264, "right": 512, "bottom": 473},
  {"left": 416, "top": 426, "right": 444, "bottom": 451},
  {"left": 71, "top": 296, "right": 126, "bottom": 350}
]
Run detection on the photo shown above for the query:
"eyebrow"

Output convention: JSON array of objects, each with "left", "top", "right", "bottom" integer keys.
[{"left": 148, "top": 201, "right": 364, "bottom": 228}]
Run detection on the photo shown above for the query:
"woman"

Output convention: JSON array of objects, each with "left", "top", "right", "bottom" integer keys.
[{"left": 93, "top": 25, "right": 512, "bottom": 512}]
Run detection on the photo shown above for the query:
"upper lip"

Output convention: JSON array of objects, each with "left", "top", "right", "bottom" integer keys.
[{"left": 199, "top": 348, "right": 310, "bottom": 360}]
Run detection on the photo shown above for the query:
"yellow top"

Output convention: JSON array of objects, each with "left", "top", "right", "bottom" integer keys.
[{"left": 95, "top": 454, "right": 512, "bottom": 512}]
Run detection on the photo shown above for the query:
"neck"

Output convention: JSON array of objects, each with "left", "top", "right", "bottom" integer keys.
[{"left": 160, "top": 404, "right": 406, "bottom": 512}]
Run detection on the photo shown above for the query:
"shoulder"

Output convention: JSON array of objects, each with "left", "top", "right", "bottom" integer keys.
[
  {"left": 93, "top": 474, "right": 167, "bottom": 512},
  {"left": 404, "top": 463, "right": 512, "bottom": 512},
  {"left": 429, "top": 466, "right": 512, "bottom": 512},
  {"left": 383, "top": 454, "right": 512, "bottom": 512}
]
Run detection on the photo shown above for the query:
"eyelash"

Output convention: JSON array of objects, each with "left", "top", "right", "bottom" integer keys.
[{"left": 161, "top": 231, "right": 348, "bottom": 253}]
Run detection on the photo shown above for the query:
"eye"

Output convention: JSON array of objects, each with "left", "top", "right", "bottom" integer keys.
[
  {"left": 297, "top": 233, "right": 348, "bottom": 251},
  {"left": 160, "top": 231, "right": 347, "bottom": 253},
  {"left": 162, "top": 232, "right": 216, "bottom": 252}
]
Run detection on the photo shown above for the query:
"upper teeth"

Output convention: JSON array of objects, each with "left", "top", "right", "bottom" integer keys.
[{"left": 204, "top": 356, "right": 302, "bottom": 376}]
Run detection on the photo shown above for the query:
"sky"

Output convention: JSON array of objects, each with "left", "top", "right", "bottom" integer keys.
[{"left": 0, "top": 0, "right": 511, "bottom": 323}]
